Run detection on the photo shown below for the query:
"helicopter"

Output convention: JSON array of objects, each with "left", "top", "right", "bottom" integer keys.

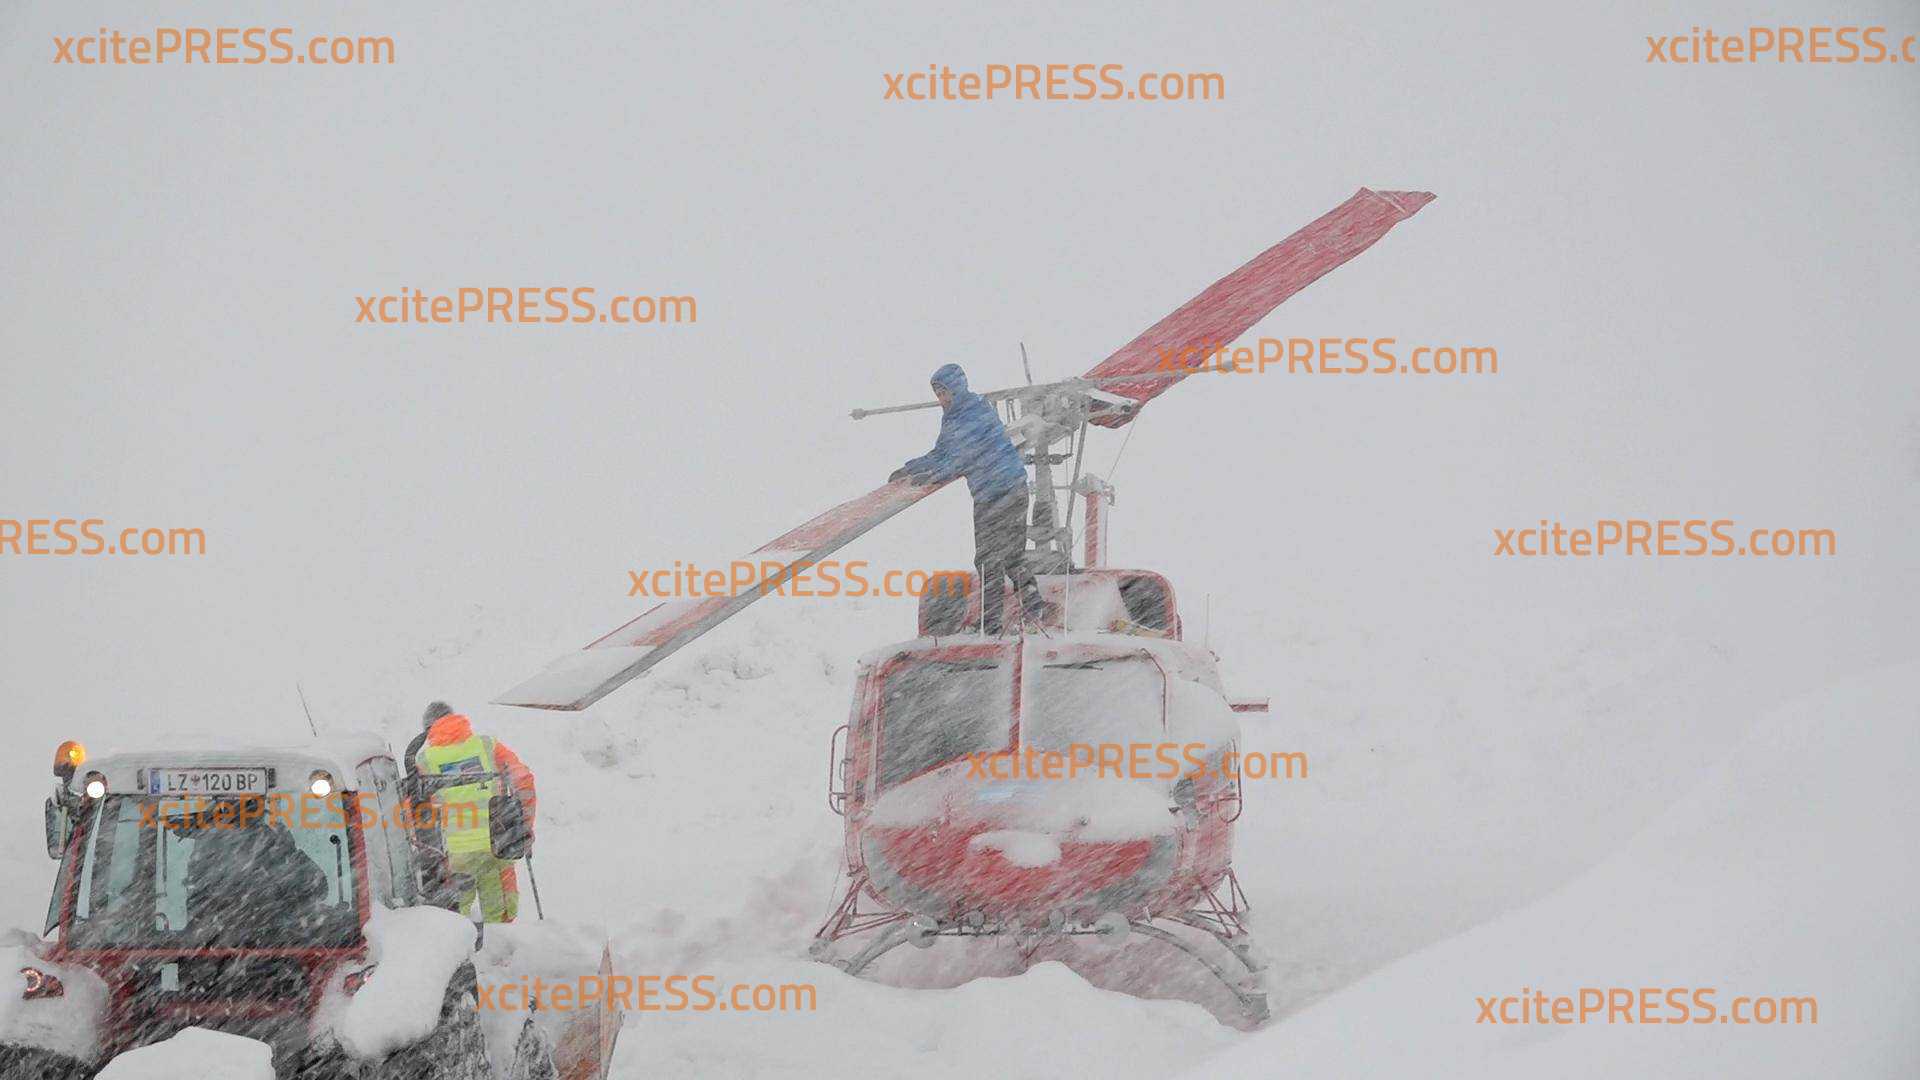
[{"left": 494, "top": 187, "right": 1434, "bottom": 1024}]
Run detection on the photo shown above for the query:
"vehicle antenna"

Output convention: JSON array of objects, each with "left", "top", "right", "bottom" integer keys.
[
  {"left": 1020, "top": 342, "right": 1034, "bottom": 385},
  {"left": 296, "top": 683, "right": 320, "bottom": 738}
]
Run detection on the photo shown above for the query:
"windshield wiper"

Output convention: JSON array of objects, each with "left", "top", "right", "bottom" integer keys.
[
  {"left": 917, "top": 659, "right": 1003, "bottom": 672},
  {"left": 1045, "top": 657, "right": 1139, "bottom": 670}
]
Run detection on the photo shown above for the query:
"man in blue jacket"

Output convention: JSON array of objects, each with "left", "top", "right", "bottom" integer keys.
[{"left": 890, "top": 363, "right": 1042, "bottom": 635}]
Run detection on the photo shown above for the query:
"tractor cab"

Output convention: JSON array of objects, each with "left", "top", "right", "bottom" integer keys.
[{"left": 17, "top": 736, "right": 470, "bottom": 1075}]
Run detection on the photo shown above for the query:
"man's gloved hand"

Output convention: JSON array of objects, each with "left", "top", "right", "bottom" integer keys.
[{"left": 889, "top": 467, "right": 910, "bottom": 483}]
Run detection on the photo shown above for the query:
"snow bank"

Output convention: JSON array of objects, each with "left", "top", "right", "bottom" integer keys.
[
  {"left": 1192, "top": 660, "right": 1920, "bottom": 1078},
  {"left": 614, "top": 957, "right": 1238, "bottom": 1078},
  {"left": 478, "top": 919, "right": 609, "bottom": 981},
  {"left": 96, "top": 1028, "right": 274, "bottom": 1080},
  {"left": 0, "top": 935, "right": 108, "bottom": 1063},
  {"left": 333, "top": 905, "right": 478, "bottom": 1061}
]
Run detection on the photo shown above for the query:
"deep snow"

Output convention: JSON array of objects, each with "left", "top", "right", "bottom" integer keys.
[
  {"left": 1198, "top": 660, "right": 1920, "bottom": 1078},
  {"left": 8, "top": 592, "right": 1887, "bottom": 1078}
]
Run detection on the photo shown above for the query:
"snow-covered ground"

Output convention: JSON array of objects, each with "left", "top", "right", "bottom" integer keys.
[
  {"left": 11, "top": 589, "right": 1900, "bottom": 1077},
  {"left": 474, "top": 601, "right": 1920, "bottom": 1077},
  {"left": 1202, "top": 659, "right": 1920, "bottom": 1078}
]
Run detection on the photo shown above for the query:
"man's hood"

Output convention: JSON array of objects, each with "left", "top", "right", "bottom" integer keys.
[
  {"left": 931, "top": 363, "right": 969, "bottom": 398},
  {"left": 426, "top": 713, "right": 476, "bottom": 746}
]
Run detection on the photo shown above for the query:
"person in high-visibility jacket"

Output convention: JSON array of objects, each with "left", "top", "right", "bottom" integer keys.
[{"left": 414, "top": 701, "right": 537, "bottom": 923}]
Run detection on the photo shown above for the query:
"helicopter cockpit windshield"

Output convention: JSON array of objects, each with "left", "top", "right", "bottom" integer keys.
[
  {"left": 876, "top": 656, "right": 1013, "bottom": 789},
  {"left": 1024, "top": 653, "right": 1167, "bottom": 759}
]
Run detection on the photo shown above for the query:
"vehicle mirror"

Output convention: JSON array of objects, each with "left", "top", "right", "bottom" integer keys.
[
  {"left": 488, "top": 793, "right": 532, "bottom": 861},
  {"left": 44, "top": 797, "right": 70, "bottom": 859}
]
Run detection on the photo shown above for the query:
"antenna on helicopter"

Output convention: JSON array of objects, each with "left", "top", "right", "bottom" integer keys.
[{"left": 296, "top": 682, "right": 321, "bottom": 738}]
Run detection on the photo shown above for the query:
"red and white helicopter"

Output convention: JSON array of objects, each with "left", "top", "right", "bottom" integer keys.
[{"left": 495, "top": 188, "right": 1433, "bottom": 1024}]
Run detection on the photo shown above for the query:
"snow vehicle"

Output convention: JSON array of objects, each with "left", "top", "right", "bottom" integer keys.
[
  {"left": 4, "top": 737, "right": 620, "bottom": 1079},
  {"left": 492, "top": 188, "right": 1434, "bottom": 1024}
]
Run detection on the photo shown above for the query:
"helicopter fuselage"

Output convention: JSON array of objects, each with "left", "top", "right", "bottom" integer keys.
[{"left": 828, "top": 573, "right": 1244, "bottom": 929}]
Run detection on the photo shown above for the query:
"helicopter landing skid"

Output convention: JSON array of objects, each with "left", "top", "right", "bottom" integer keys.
[
  {"left": 809, "top": 871, "right": 1270, "bottom": 1024},
  {"left": 1124, "top": 921, "right": 1269, "bottom": 1023}
]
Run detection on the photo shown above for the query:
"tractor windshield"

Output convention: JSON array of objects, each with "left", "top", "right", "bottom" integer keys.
[
  {"left": 876, "top": 656, "right": 1013, "bottom": 788},
  {"left": 63, "top": 795, "right": 361, "bottom": 949}
]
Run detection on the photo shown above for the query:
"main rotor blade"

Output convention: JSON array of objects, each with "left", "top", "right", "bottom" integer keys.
[
  {"left": 495, "top": 479, "right": 950, "bottom": 711},
  {"left": 1083, "top": 187, "right": 1434, "bottom": 426}
]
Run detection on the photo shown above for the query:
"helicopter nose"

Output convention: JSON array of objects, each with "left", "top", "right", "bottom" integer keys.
[{"left": 948, "top": 779, "right": 1070, "bottom": 833}]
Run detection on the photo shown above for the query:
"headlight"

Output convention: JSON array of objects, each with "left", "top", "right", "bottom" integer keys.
[
  {"left": 343, "top": 964, "right": 377, "bottom": 995},
  {"left": 309, "top": 771, "right": 334, "bottom": 797},
  {"left": 21, "top": 967, "right": 65, "bottom": 1000},
  {"left": 82, "top": 772, "right": 107, "bottom": 800}
]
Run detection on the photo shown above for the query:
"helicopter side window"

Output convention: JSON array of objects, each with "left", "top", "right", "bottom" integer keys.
[
  {"left": 1117, "top": 576, "right": 1173, "bottom": 633},
  {"left": 917, "top": 572, "right": 974, "bottom": 636},
  {"left": 876, "top": 658, "right": 1011, "bottom": 789}
]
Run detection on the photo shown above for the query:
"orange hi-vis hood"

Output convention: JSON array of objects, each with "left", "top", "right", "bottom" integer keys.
[{"left": 427, "top": 713, "right": 476, "bottom": 746}]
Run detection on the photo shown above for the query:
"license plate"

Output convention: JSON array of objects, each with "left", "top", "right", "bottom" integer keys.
[{"left": 147, "top": 768, "right": 270, "bottom": 796}]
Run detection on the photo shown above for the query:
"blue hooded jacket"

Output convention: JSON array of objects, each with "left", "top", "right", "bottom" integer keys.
[{"left": 901, "top": 364, "right": 1028, "bottom": 504}]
